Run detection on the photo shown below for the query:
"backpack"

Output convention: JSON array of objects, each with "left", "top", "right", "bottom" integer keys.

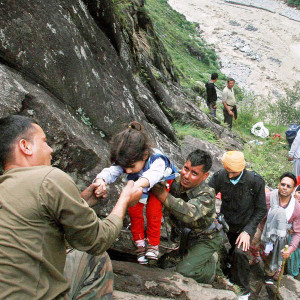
[{"left": 285, "top": 124, "right": 300, "bottom": 147}]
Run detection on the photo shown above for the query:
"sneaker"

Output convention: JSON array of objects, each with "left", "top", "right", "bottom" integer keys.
[
  {"left": 136, "top": 245, "right": 148, "bottom": 265},
  {"left": 145, "top": 245, "right": 159, "bottom": 260},
  {"left": 134, "top": 240, "right": 148, "bottom": 265},
  {"left": 264, "top": 275, "right": 274, "bottom": 285},
  {"left": 238, "top": 292, "right": 250, "bottom": 300}
]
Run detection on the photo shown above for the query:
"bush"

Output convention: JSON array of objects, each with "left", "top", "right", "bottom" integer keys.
[
  {"left": 232, "top": 92, "right": 265, "bottom": 134},
  {"left": 244, "top": 138, "right": 291, "bottom": 187},
  {"left": 268, "top": 82, "right": 300, "bottom": 125},
  {"left": 287, "top": 0, "right": 300, "bottom": 8}
]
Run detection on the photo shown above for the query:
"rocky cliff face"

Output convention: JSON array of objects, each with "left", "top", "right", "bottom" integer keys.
[{"left": 0, "top": 0, "right": 242, "bottom": 245}]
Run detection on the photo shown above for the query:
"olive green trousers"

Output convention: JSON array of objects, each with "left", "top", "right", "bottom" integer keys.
[{"left": 176, "top": 231, "right": 223, "bottom": 284}]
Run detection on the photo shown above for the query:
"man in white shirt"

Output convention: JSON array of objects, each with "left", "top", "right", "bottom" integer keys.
[{"left": 222, "top": 78, "right": 237, "bottom": 129}]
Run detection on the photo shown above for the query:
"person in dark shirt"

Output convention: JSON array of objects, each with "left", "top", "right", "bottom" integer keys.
[
  {"left": 205, "top": 72, "right": 218, "bottom": 117},
  {"left": 209, "top": 151, "right": 267, "bottom": 300}
]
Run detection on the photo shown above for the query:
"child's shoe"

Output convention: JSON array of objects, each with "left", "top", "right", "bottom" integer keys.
[
  {"left": 145, "top": 244, "right": 159, "bottom": 260},
  {"left": 135, "top": 240, "right": 148, "bottom": 265}
]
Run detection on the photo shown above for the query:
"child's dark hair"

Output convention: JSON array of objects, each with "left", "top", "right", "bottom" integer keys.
[{"left": 110, "top": 121, "right": 153, "bottom": 168}]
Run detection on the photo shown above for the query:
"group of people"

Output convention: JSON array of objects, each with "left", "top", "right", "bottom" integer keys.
[
  {"left": 0, "top": 115, "right": 299, "bottom": 300},
  {"left": 205, "top": 73, "right": 237, "bottom": 129}
]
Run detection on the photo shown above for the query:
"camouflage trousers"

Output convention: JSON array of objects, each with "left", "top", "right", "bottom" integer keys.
[
  {"left": 64, "top": 250, "right": 114, "bottom": 300},
  {"left": 159, "top": 231, "right": 223, "bottom": 284}
]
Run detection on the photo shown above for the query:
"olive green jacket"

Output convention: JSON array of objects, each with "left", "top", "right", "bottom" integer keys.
[{"left": 0, "top": 166, "right": 122, "bottom": 300}]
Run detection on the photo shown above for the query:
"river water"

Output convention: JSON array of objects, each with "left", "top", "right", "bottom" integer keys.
[{"left": 168, "top": 0, "right": 300, "bottom": 99}]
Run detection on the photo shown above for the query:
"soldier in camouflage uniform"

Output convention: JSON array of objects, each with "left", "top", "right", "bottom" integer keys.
[
  {"left": 64, "top": 251, "right": 114, "bottom": 300},
  {"left": 151, "top": 149, "right": 223, "bottom": 284}
]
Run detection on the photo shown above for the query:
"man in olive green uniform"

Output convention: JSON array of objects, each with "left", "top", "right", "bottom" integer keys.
[
  {"left": 0, "top": 115, "right": 142, "bottom": 300},
  {"left": 151, "top": 149, "right": 223, "bottom": 284}
]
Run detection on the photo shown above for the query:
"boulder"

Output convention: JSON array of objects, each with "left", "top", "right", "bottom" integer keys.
[
  {"left": 0, "top": 0, "right": 244, "bottom": 266},
  {"left": 112, "top": 260, "right": 237, "bottom": 300},
  {"left": 181, "top": 135, "right": 224, "bottom": 174}
]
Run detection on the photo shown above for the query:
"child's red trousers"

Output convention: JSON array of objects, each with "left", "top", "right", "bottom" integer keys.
[{"left": 128, "top": 180, "right": 172, "bottom": 246}]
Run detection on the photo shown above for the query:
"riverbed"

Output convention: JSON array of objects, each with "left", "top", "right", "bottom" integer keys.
[{"left": 168, "top": 0, "right": 300, "bottom": 99}]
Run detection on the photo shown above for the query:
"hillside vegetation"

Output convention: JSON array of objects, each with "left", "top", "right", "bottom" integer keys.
[
  {"left": 286, "top": 0, "right": 300, "bottom": 8},
  {"left": 145, "top": 0, "right": 297, "bottom": 187}
]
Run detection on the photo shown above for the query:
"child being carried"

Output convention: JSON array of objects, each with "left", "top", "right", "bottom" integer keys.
[{"left": 93, "top": 121, "right": 177, "bottom": 264}]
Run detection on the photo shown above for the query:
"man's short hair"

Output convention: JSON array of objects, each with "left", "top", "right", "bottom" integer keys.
[
  {"left": 279, "top": 172, "right": 297, "bottom": 187},
  {"left": 186, "top": 149, "right": 212, "bottom": 173},
  {"left": 0, "top": 115, "right": 37, "bottom": 169},
  {"left": 211, "top": 73, "right": 218, "bottom": 80},
  {"left": 227, "top": 77, "right": 235, "bottom": 83}
]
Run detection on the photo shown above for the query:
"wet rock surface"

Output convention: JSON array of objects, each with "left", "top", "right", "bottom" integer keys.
[
  {"left": 111, "top": 257, "right": 300, "bottom": 299},
  {"left": 112, "top": 260, "right": 237, "bottom": 299},
  {"left": 0, "top": 0, "right": 242, "bottom": 254}
]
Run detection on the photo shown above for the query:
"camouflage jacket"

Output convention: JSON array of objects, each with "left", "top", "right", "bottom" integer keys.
[{"left": 164, "top": 177, "right": 216, "bottom": 236}]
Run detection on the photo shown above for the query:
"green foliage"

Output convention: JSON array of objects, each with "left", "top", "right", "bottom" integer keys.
[
  {"left": 112, "top": 0, "right": 132, "bottom": 28},
  {"left": 244, "top": 139, "right": 291, "bottom": 187},
  {"left": 287, "top": 0, "right": 300, "bottom": 8},
  {"left": 268, "top": 82, "right": 300, "bottom": 126},
  {"left": 172, "top": 122, "right": 218, "bottom": 144},
  {"left": 232, "top": 92, "right": 264, "bottom": 135},
  {"left": 230, "top": 93, "right": 292, "bottom": 187},
  {"left": 144, "top": 0, "right": 224, "bottom": 89}
]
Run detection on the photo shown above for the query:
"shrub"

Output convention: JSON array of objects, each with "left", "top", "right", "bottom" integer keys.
[
  {"left": 268, "top": 82, "right": 300, "bottom": 125},
  {"left": 287, "top": 0, "right": 300, "bottom": 8}
]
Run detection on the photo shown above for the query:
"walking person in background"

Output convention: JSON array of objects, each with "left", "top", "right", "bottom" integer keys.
[
  {"left": 222, "top": 78, "right": 237, "bottom": 129},
  {"left": 205, "top": 72, "right": 218, "bottom": 117},
  {"left": 288, "top": 129, "right": 300, "bottom": 178},
  {"left": 93, "top": 121, "right": 177, "bottom": 265}
]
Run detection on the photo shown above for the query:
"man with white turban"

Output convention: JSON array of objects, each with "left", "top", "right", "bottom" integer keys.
[{"left": 209, "top": 151, "right": 267, "bottom": 300}]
